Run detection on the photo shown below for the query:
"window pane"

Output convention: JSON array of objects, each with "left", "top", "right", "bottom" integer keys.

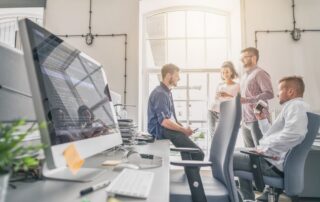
[
  {"left": 0, "top": 8, "right": 44, "bottom": 48},
  {"left": 172, "top": 73, "right": 187, "bottom": 100},
  {"left": 206, "top": 39, "right": 227, "bottom": 67},
  {"left": 146, "top": 40, "right": 165, "bottom": 68},
  {"left": 167, "top": 11, "right": 185, "bottom": 38},
  {"left": 168, "top": 39, "right": 186, "bottom": 67},
  {"left": 206, "top": 13, "right": 227, "bottom": 37},
  {"left": 189, "top": 101, "right": 206, "bottom": 121},
  {"left": 146, "top": 14, "right": 166, "bottom": 39},
  {"left": 148, "top": 73, "right": 161, "bottom": 94},
  {"left": 174, "top": 101, "right": 187, "bottom": 121},
  {"left": 187, "top": 39, "right": 205, "bottom": 68},
  {"left": 187, "top": 11, "right": 204, "bottom": 38},
  {"left": 189, "top": 73, "right": 207, "bottom": 100}
]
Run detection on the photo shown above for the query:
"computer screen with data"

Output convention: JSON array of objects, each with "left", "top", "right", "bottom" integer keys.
[{"left": 19, "top": 18, "right": 122, "bottom": 181}]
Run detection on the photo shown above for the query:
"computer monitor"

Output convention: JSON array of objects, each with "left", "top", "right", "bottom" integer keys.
[
  {"left": 18, "top": 19, "right": 122, "bottom": 181},
  {"left": 0, "top": 42, "right": 36, "bottom": 123}
]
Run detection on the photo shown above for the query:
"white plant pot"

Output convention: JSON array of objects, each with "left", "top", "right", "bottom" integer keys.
[{"left": 0, "top": 173, "right": 10, "bottom": 202}]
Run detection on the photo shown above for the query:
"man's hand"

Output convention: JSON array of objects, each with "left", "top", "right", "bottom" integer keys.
[
  {"left": 254, "top": 108, "right": 268, "bottom": 120},
  {"left": 219, "top": 91, "right": 233, "bottom": 98},
  {"left": 183, "top": 127, "right": 193, "bottom": 137}
]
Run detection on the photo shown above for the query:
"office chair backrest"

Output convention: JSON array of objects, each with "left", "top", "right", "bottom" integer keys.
[
  {"left": 209, "top": 94, "right": 241, "bottom": 202},
  {"left": 283, "top": 112, "right": 320, "bottom": 196}
]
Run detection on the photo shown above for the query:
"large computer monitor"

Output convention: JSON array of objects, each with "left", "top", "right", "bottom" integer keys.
[
  {"left": 0, "top": 42, "right": 36, "bottom": 123},
  {"left": 18, "top": 19, "right": 122, "bottom": 181}
]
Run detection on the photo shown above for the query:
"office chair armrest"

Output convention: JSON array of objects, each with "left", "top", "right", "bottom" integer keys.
[
  {"left": 240, "top": 150, "right": 266, "bottom": 192},
  {"left": 170, "top": 160, "right": 212, "bottom": 167},
  {"left": 240, "top": 150, "right": 274, "bottom": 159},
  {"left": 170, "top": 147, "right": 201, "bottom": 153}
]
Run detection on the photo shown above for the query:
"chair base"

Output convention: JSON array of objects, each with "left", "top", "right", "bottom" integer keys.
[{"left": 170, "top": 169, "right": 230, "bottom": 202}]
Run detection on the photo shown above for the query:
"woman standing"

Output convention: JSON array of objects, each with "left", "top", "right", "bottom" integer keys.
[{"left": 208, "top": 61, "right": 240, "bottom": 136}]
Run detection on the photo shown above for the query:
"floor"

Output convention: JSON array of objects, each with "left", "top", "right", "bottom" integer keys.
[{"left": 256, "top": 192, "right": 320, "bottom": 202}]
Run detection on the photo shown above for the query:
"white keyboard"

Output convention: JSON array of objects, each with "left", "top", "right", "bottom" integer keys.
[{"left": 106, "top": 168, "right": 154, "bottom": 198}]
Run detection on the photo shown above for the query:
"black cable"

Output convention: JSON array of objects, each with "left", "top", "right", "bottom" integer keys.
[
  {"left": 292, "top": 0, "right": 296, "bottom": 30},
  {"left": 89, "top": 0, "right": 92, "bottom": 34},
  {"left": 254, "top": 0, "right": 320, "bottom": 47},
  {"left": 53, "top": 0, "right": 129, "bottom": 107}
]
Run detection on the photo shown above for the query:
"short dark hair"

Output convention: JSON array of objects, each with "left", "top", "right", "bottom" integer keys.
[
  {"left": 241, "top": 47, "right": 259, "bottom": 61},
  {"left": 279, "top": 76, "right": 305, "bottom": 96},
  {"left": 221, "top": 61, "right": 238, "bottom": 80},
  {"left": 161, "top": 63, "right": 180, "bottom": 79}
]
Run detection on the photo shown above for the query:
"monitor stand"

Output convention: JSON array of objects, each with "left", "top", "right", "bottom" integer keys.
[{"left": 42, "top": 163, "right": 105, "bottom": 182}]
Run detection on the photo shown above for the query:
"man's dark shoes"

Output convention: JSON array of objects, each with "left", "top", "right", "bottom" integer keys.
[
  {"left": 256, "top": 190, "right": 268, "bottom": 202},
  {"left": 256, "top": 188, "right": 282, "bottom": 202}
]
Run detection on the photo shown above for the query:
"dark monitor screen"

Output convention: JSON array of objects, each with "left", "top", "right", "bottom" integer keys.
[{"left": 24, "top": 20, "right": 119, "bottom": 146}]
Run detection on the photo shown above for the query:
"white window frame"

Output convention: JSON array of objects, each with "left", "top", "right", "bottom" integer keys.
[
  {"left": 141, "top": 6, "right": 232, "bottom": 133},
  {"left": 0, "top": 8, "right": 44, "bottom": 49}
]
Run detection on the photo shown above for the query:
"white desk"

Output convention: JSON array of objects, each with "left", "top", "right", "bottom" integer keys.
[{"left": 7, "top": 140, "right": 170, "bottom": 202}]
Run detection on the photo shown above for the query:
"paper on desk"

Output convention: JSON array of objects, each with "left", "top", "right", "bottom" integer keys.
[{"left": 63, "top": 144, "right": 84, "bottom": 175}]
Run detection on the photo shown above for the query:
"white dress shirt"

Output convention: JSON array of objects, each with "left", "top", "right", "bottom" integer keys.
[{"left": 257, "top": 97, "right": 308, "bottom": 171}]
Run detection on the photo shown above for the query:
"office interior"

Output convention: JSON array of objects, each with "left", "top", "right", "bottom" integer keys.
[{"left": 1, "top": 0, "right": 320, "bottom": 202}]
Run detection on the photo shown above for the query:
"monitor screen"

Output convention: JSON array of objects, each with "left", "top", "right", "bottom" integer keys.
[
  {"left": 30, "top": 28, "right": 119, "bottom": 145},
  {"left": 19, "top": 19, "right": 122, "bottom": 179}
]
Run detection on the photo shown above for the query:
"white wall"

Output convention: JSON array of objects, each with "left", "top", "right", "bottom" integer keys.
[
  {"left": 242, "top": 0, "right": 320, "bottom": 113},
  {"left": 45, "top": 0, "right": 139, "bottom": 121}
]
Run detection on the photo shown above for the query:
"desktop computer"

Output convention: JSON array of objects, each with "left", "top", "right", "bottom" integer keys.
[
  {"left": 18, "top": 18, "right": 123, "bottom": 182},
  {"left": 0, "top": 42, "right": 36, "bottom": 123}
]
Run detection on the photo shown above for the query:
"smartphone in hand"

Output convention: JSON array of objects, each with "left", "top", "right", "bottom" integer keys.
[{"left": 192, "top": 128, "right": 199, "bottom": 133}]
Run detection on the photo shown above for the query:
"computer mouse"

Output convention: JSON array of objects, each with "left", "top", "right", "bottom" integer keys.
[{"left": 113, "top": 163, "right": 140, "bottom": 171}]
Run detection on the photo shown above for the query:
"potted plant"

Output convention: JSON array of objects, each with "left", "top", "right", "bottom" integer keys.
[{"left": 0, "top": 120, "right": 44, "bottom": 202}]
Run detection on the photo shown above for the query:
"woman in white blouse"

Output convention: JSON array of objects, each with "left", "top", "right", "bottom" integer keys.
[{"left": 208, "top": 61, "right": 240, "bottom": 136}]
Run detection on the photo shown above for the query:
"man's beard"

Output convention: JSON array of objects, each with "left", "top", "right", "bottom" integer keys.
[
  {"left": 169, "top": 78, "right": 177, "bottom": 87},
  {"left": 244, "top": 61, "right": 252, "bottom": 68}
]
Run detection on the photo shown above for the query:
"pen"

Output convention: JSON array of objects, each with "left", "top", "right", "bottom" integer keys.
[{"left": 80, "top": 180, "right": 111, "bottom": 196}]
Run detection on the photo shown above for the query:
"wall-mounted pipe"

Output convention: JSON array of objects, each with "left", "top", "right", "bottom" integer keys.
[
  {"left": 254, "top": 0, "right": 320, "bottom": 48},
  {"left": 56, "top": 0, "right": 129, "bottom": 107}
]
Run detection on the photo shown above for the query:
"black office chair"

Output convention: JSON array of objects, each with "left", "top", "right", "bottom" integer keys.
[
  {"left": 170, "top": 94, "right": 242, "bottom": 202},
  {"left": 234, "top": 112, "right": 320, "bottom": 202}
]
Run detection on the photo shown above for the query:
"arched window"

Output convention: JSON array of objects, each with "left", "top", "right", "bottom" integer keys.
[
  {"left": 0, "top": 8, "right": 44, "bottom": 48},
  {"left": 142, "top": 7, "right": 233, "bottom": 152}
]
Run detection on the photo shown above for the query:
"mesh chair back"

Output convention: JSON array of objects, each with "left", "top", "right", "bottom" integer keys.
[
  {"left": 209, "top": 94, "right": 241, "bottom": 202},
  {"left": 283, "top": 112, "right": 320, "bottom": 195}
]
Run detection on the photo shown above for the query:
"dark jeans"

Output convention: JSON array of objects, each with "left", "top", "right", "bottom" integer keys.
[
  {"left": 163, "top": 128, "right": 204, "bottom": 161},
  {"left": 242, "top": 121, "right": 263, "bottom": 147},
  {"left": 233, "top": 150, "right": 282, "bottom": 200}
]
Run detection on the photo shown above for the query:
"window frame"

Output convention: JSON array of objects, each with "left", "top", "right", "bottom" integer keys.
[{"left": 141, "top": 6, "right": 232, "bottom": 133}]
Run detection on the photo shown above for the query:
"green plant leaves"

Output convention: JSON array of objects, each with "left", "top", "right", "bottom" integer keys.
[{"left": 0, "top": 119, "right": 45, "bottom": 173}]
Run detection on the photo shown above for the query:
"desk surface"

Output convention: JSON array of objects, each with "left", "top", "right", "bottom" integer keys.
[{"left": 7, "top": 140, "right": 170, "bottom": 202}]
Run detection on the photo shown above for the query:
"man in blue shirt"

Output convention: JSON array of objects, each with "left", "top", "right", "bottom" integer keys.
[{"left": 148, "top": 63, "right": 204, "bottom": 161}]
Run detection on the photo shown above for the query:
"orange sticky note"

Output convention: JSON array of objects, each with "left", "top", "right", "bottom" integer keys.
[{"left": 63, "top": 144, "right": 84, "bottom": 175}]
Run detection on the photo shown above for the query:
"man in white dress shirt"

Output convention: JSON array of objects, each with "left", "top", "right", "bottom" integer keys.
[{"left": 234, "top": 76, "right": 308, "bottom": 201}]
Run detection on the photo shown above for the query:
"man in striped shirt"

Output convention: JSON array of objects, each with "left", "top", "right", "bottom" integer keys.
[{"left": 240, "top": 47, "right": 274, "bottom": 148}]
